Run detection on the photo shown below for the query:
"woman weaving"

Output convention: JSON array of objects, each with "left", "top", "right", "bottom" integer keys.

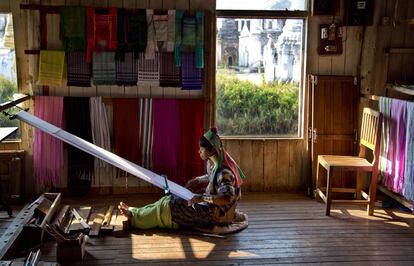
[{"left": 118, "top": 128, "right": 248, "bottom": 233}]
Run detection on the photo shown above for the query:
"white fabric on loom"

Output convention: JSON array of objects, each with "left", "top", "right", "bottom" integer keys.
[
  {"left": 90, "top": 97, "right": 112, "bottom": 184},
  {"left": 16, "top": 110, "right": 194, "bottom": 201}
]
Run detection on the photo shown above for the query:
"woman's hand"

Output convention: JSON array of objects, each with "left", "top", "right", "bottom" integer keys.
[
  {"left": 187, "top": 194, "right": 203, "bottom": 206},
  {"left": 185, "top": 178, "right": 200, "bottom": 190}
]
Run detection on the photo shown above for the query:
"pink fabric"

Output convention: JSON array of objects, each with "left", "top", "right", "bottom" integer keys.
[
  {"left": 384, "top": 99, "right": 407, "bottom": 193},
  {"left": 33, "top": 96, "right": 64, "bottom": 186},
  {"left": 152, "top": 99, "right": 180, "bottom": 183}
]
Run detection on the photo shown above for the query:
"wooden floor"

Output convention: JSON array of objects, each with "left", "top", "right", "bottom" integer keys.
[{"left": 2, "top": 192, "right": 414, "bottom": 265}]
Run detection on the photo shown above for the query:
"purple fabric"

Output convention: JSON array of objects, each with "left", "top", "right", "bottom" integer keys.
[
  {"left": 384, "top": 99, "right": 407, "bottom": 193},
  {"left": 152, "top": 99, "right": 180, "bottom": 183},
  {"left": 181, "top": 52, "right": 202, "bottom": 90},
  {"left": 33, "top": 96, "right": 64, "bottom": 186}
]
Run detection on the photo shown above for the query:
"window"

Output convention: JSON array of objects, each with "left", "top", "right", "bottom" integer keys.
[
  {"left": 216, "top": 0, "right": 307, "bottom": 137},
  {"left": 0, "top": 13, "right": 19, "bottom": 139}
]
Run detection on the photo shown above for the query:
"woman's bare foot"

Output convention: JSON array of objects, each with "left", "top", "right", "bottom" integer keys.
[{"left": 118, "top": 202, "right": 132, "bottom": 219}]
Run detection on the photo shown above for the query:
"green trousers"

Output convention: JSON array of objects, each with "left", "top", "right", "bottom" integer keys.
[{"left": 128, "top": 195, "right": 179, "bottom": 229}]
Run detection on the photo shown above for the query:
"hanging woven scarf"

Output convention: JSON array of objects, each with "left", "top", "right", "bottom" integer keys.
[
  {"left": 60, "top": 6, "right": 86, "bottom": 51},
  {"left": 145, "top": 9, "right": 156, "bottom": 60},
  {"left": 90, "top": 97, "right": 112, "bottom": 184},
  {"left": 195, "top": 11, "right": 204, "bottom": 68},
  {"left": 159, "top": 52, "right": 180, "bottom": 87},
  {"left": 174, "top": 10, "right": 184, "bottom": 66},
  {"left": 64, "top": 97, "right": 95, "bottom": 181},
  {"left": 116, "top": 9, "right": 147, "bottom": 60},
  {"left": 379, "top": 97, "right": 392, "bottom": 179},
  {"left": 33, "top": 96, "right": 64, "bottom": 186},
  {"left": 137, "top": 52, "right": 160, "bottom": 86},
  {"left": 383, "top": 99, "right": 407, "bottom": 194},
  {"left": 403, "top": 102, "right": 414, "bottom": 202},
  {"left": 116, "top": 52, "right": 138, "bottom": 86},
  {"left": 152, "top": 99, "right": 180, "bottom": 183},
  {"left": 93, "top": 52, "right": 116, "bottom": 85},
  {"left": 113, "top": 98, "right": 141, "bottom": 176},
  {"left": 38, "top": 50, "right": 66, "bottom": 87},
  {"left": 67, "top": 52, "right": 91, "bottom": 87},
  {"left": 86, "top": 7, "right": 117, "bottom": 62},
  {"left": 177, "top": 99, "right": 205, "bottom": 183},
  {"left": 139, "top": 98, "right": 154, "bottom": 169},
  {"left": 181, "top": 52, "right": 202, "bottom": 90}
]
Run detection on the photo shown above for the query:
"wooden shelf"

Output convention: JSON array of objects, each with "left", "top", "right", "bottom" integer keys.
[
  {"left": 386, "top": 83, "right": 414, "bottom": 96},
  {"left": 378, "top": 184, "right": 413, "bottom": 211}
]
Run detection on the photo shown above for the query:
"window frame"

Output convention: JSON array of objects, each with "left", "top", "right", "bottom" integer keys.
[{"left": 215, "top": 9, "right": 308, "bottom": 139}]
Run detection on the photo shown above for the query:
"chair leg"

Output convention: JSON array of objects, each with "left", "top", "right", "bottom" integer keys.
[
  {"left": 325, "top": 167, "right": 332, "bottom": 216},
  {"left": 355, "top": 171, "right": 363, "bottom": 200},
  {"left": 367, "top": 170, "right": 379, "bottom": 216},
  {"left": 315, "top": 161, "right": 321, "bottom": 197}
]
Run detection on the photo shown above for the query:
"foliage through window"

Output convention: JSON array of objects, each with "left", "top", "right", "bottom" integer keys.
[
  {"left": 0, "top": 13, "right": 19, "bottom": 139},
  {"left": 216, "top": 0, "right": 306, "bottom": 137}
]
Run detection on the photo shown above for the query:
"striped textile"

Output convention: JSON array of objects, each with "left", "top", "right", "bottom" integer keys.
[
  {"left": 116, "top": 9, "right": 147, "bottom": 60},
  {"left": 86, "top": 7, "right": 118, "bottom": 62},
  {"left": 33, "top": 96, "right": 64, "bottom": 186},
  {"left": 139, "top": 98, "right": 154, "bottom": 170},
  {"left": 152, "top": 99, "right": 180, "bottom": 183},
  {"left": 116, "top": 52, "right": 138, "bottom": 86},
  {"left": 137, "top": 52, "right": 160, "bottom": 86},
  {"left": 195, "top": 11, "right": 204, "bottom": 68},
  {"left": 60, "top": 6, "right": 86, "bottom": 51},
  {"left": 403, "top": 102, "right": 414, "bottom": 202},
  {"left": 90, "top": 97, "right": 112, "bottom": 184},
  {"left": 181, "top": 52, "right": 202, "bottom": 90},
  {"left": 174, "top": 10, "right": 184, "bottom": 66},
  {"left": 38, "top": 50, "right": 66, "bottom": 87},
  {"left": 379, "top": 97, "right": 392, "bottom": 180},
  {"left": 67, "top": 52, "right": 91, "bottom": 87},
  {"left": 92, "top": 52, "right": 116, "bottom": 85},
  {"left": 164, "top": 10, "right": 176, "bottom": 52},
  {"left": 159, "top": 52, "right": 180, "bottom": 87}
]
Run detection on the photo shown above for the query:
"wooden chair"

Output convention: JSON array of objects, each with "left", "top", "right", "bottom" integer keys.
[{"left": 315, "top": 107, "right": 383, "bottom": 216}]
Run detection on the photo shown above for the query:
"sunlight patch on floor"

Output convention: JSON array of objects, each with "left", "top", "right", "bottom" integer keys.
[
  {"left": 189, "top": 238, "right": 216, "bottom": 258},
  {"left": 228, "top": 250, "right": 258, "bottom": 258}
]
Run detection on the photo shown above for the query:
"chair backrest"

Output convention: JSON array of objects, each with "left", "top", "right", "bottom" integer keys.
[{"left": 359, "top": 108, "right": 383, "bottom": 163}]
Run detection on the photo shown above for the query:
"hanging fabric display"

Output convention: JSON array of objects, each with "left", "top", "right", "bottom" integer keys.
[
  {"left": 90, "top": 97, "right": 112, "bottom": 183},
  {"left": 177, "top": 99, "right": 205, "bottom": 183},
  {"left": 86, "top": 7, "right": 118, "bottom": 62},
  {"left": 116, "top": 8, "right": 147, "bottom": 60},
  {"left": 67, "top": 51, "right": 91, "bottom": 87},
  {"left": 60, "top": 6, "right": 86, "bottom": 51},
  {"left": 403, "top": 102, "right": 414, "bottom": 202},
  {"left": 379, "top": 97, "right": 392, "bottom": 180},
  {"left": 383, "top": 99, "right": 407, "bottom": 194},
  {"left": 116, "top": 52, "right": 138, "bottom": 86},
  {"left": 38, "top": 50, "right": 66, "bottom": 87},
  {"left": 174, "top": 10, "right": 184, "bottom": 66},
  {"left": 92, "top": 52, "right": 116, "bottom": 85},
  {"left": 195, "top": 11, "right": 204, "bottom": 68},
  {"left": 145, "top": 9, "right": 156, "bottom": 59},
  {"left": 64, "top": 97, "right": 95, "bottom": 182},
  {"left": 33, "top": 96, "right": 64, "bottom": 186},
  {"left": 181, "top": 52, "right": 202, "bottom": 90},
  {"left": 113, "top": 98, "right": 140, "bottom": 165},
  {"left": 159, "top": 52, "right": 180, "bottom": 87},
  {"left": 152, "top": 99, "right": 180, "bottom": 183},
  {"left": 139, "top": 98, "right": 154, "bottom": 170},
  {"left": 137, "top": 52, "right": 160, "bottom": 86}
]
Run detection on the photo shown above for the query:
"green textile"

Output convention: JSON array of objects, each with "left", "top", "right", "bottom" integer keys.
[
  {"left": 174, "top": 10, "right": 184, "bottom": 66},
  {"left": 60, "top": 6, "right": 86, "bottom": 51},
  {"left": 128, "top": 195, "right": 179, "bottom": 230},
  {"left": 195, "top": 11, "right": 204, "bottom": 68}
]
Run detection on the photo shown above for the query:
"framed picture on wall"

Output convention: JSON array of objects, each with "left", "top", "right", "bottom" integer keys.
[{"left": 311, "top": 0, "right": 340, "bottom": 16}]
